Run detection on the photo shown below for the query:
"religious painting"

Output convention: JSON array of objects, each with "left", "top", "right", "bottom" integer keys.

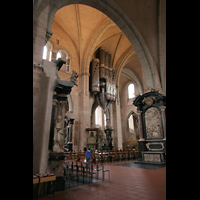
[{"left": 145, "top": 107, "right": 163, "bottom": 139}]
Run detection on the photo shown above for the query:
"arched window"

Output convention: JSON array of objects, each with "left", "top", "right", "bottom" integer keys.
[
  {"left": 56, "top": 51, "right": 61, "bottom": 59},
  {"left": 104, "top": 113, "right": 106, "bottom": 127},
  {"left": 42, "top": 41, "right": 53, "bottom": 61},
  {"left": 128, "top": 83, "right": 135, "bottom": 99},
  {"left": 56, "top": 50, "right": 70, "bottom": 73},
  {"left": 43, "top": 46, "right": 47, "bottom": 59},
  {"left": 66, "top": 55, "right": 70, "bottom": 73},
  {"left": 95, "top": 106, "right": 102, "bottom": 127}
]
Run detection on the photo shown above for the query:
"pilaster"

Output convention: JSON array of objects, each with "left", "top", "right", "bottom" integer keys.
[
  {"left": 137, "top": 110, "right": 145, "bottom": 141},
  {"left": 159, "top": 106, "right": 166, "bottom": 140}
]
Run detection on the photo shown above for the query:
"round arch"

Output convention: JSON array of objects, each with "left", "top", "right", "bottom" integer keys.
[
  {"left": 90, "top": 101, "right": 99, "bottom": 127},
  {"left": 46, "top": 0, "right": 159, "bottom": 89},
  {"left": 124, "top": 110, "right": 137, "bottom": 128},
  {"left": 127, "top": 110, "right": 135, "bottom": 119},
  {"left": 90, "top": 101, "right": 110, "bottom": 128}
]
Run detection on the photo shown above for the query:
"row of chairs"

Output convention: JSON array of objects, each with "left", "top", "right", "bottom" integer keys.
[
  {"left": 63, "top": 161, "right": 110, "bottom": 189},
  {"left": 65, "top": 149, "right": 138, "bottom": 163},
  {"left": 66, "top": 149, "right": 138, "bottom": 164},
  {"left": 92, "top": 151, "right": 136, "bottom": 163}
]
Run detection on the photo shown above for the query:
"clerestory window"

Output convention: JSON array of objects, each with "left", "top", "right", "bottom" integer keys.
[{"left": 128, "top": 83, "right": 135, "bottom": 99}]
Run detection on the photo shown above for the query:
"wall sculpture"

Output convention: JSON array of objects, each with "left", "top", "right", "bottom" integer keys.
[
  {"left": 145, "top": 107, "right": 163, "bottom": 139},
  {"left": 133, "top": 90, "right": 166, "bottom": 163}
]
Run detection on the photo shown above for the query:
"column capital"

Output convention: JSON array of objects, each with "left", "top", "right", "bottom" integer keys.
[
  {"left": 60, "top": 101, "right": 67, "bottom": 107},
  {"left": 51, "top": 49, "right": 58, "bottom": 53},
  {"left": 159, "top": 106, "right": 166, "bottom": 111},
  {"left": 137, "top": 110, "right": 142, "bottom": 115},
  {"left": 52, "top": 99, "right": 57, "bottom": 106},
  {"left": 45, "top": 30, "right": 53, "bottom": 45},
  {"left": 51, "top": 49, "right": 57, "bottom": 62}
]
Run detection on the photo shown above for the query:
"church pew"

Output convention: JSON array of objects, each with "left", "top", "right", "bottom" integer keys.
[
  {"left": 123, "top": 150, "right": 129, "bottom": 161},
  {"left": 64, "top": 149, "right": 136, "bottom": 163},
  {"left": 65, "top": 152, "right": 72, "bottom": 160}
]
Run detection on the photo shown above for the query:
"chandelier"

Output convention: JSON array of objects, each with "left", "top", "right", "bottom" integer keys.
[{"left": 90, "top": 47, "right": 116, "bottom": 111}]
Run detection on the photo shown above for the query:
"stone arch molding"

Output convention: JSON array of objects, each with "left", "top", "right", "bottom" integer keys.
[
  {"left": 90, "top": 101, "right": 110, "bottom": 127},
  {"left": 45, "top": 0, "right": 160, "bottom": 89},
  {"left": 124, "top": 110, "right": 137, "bottom": 128}
]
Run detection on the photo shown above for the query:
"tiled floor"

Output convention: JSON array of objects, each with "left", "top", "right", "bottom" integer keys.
[{"left": 39, "top": 160, "right": 166, "bottom": 200}]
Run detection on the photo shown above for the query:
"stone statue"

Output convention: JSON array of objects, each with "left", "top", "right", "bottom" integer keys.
[
  {"left": 70, "top": 70, "right": 78, "bottom": 86},
  {"left": 53, "top": 115, "right": 64, "bottom": 152},
  {"left": 53, "top": 128, "right": 64, "bottom": 152},
  {"left": 57, "top": 128, "right": 64, "bottom": 148}
]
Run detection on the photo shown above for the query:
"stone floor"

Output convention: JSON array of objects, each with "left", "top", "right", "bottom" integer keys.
[{"left": 38, "top": 160, "right": 166, "bottom": 200}]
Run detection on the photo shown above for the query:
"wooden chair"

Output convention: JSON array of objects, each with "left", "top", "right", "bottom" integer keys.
[
  {"left": 123, "top": 150, "right": 129, "bottom": 161},
  {"left": 117, "top": 152, "right": 123, "bottom": 161},
  {"left": 99, "top": 153, "right": 105, "bottom": 163},
  {"left": 65, "top": 152, "right": 72, "bottom": 160},
  {"left": 122, "top": 151, "right": 126, "bottom": 161},
  {"left": 111, "top": 151, "right": 117, "bottom": 162},
  {"left": 94, "top": 153, "right": 100, "bottom": 164},
  {"left": 104, "top": 153, "right": 109, "bottom": 163},
  {"left": 76, "top": 152, "right": 80, "bottom": 162},
  {"left": 79, "top": 152, "right": 86, "bottom": 162},
  {"left": 108, "top": 151, "right": 113, "bottom": 162},
  {"left": 91, "top": 152, "right": 96, "bottom": 164},
  {"left": 127, "top": 149, "right": 133, "bottom": 160}
]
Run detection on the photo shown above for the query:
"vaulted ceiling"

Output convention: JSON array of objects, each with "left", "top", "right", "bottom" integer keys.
[{"left": 50, "top": 4, "right": 144, "bottom": 93}]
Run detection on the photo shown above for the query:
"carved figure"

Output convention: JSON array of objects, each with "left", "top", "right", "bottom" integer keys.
[
  {"left": 57, "top": 128, "right": 64, "bottom": 148},
  {"left": 70, "top": 70, "right": 78, "bottom": 86},
  {"left": 53, "top": 115, "right": 64, "bottom": 152}
]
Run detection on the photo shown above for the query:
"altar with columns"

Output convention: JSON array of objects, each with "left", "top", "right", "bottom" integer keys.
[{"left": 133, "top": 90, "right": 166, "bottom": 164}]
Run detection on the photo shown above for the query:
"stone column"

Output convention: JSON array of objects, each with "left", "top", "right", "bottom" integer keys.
[
  {"left": 68, "top": 124, "right": 72, "bottom": 142},
  {"left": 33, "top": 61, "right": 58, "bottom": 174},
  {"left": 48, "top": 96, "right": 57, "bottom": 151},
  {"left": 137, "top": 110, "right": 145, "bottom": 141},
  {"left": 51, "top": 49, "right": 57, "bottom": 62},
  {"left": 54, "top": 98, "right": 58, "bottom": 129},
  {"left": 159, "top": 106, "right": 166, "bottom": 140},
  {"left": 66, "top": 124, "right": 73, "bottom": 151}
]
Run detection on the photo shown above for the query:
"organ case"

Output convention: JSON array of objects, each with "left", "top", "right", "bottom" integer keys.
[{"left": 91, "top": 58, "right": 100, "bottom": 93}]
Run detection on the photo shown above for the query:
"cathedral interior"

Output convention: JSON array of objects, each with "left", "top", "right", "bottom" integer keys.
[{"left": 33, "top": 0, "right": 166, "bottom": 199}]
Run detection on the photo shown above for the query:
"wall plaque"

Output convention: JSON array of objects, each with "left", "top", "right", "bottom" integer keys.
[
  {"left": 146, "top": 142, "right": 164, "bottom": 151},
  {"left": 143, "top": 153, "right": 161, "bottom": 162},
  {"left": 88, "top": 137, "right": 96, "bottom": 144}
]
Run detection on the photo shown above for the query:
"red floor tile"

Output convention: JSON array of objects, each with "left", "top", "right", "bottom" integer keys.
[{"left": 37, "top": 160, "right": 166, "bottom": 200}]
